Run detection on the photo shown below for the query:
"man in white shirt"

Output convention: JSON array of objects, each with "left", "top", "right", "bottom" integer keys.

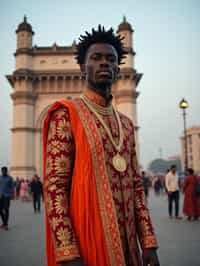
[{"left": 165, "top": 165, "right": 182, "bottom": 219}]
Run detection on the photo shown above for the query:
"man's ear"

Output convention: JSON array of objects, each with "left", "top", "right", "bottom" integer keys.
[{"left": 114, "top": 66, "right": 120, "bottom": 80}]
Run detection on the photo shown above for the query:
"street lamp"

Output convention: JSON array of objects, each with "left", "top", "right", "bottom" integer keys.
[{"left": 179, "top": 98, "right": 189, "bottom": 172}]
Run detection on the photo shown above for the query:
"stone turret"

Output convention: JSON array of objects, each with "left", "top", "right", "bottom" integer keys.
[
  {"left": 16, "top": 16, "right": 34, "bottom": 50},
  {"left": 117, "top": 16, "right": 133, "bottom": 48},
  {"left": 117, "top": 16, "right": 135, "bottom": 68},
  {"left": 115, "top": 17, "right": 141, "bottom": 159},
  {"left": 15, "top": 16, "right": 34, "bottom": 70}
]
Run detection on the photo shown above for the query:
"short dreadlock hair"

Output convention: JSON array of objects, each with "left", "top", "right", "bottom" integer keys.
[{"left": 76, "top": 25, "right": 127, "bottom": 65}]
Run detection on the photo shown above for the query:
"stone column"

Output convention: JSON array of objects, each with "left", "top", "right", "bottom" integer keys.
[{"left": 10, "top": 78, "right": 36, "bottom": 180}]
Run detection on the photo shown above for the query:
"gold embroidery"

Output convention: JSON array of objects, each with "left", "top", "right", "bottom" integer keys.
[
  {"left": 54, "top": 155, "right": 71, "bottom": 173},
  {"left": 46, "top": 157, "right": 54, "bottom": 175},
  {"left": 51, "top": 216, "right": 62, "bottom": 231},
  {"left": 54, "top": 194, "right": 67, "bottom": 215},
  {"left": 47, "top": 140, "right": 67, "bottom": 155},
  {"left": 56, "top": 245, "right": 80, "bottom": 262},
  {"left": 54, "top": 109, "right": 67, "bottom": 119},
  {"left": 56, "top": 227, "right": 68, "bottom": 247},
  {"left": 46, "top": 193, "right": 54, "bottom": 213},
  {"left": 48, "top": 184, "right": 57, "bottom": 192},
  {"left": 57, "top": 119, "right": 69, "bottom": 139},
  {"left": 48, "top": 121, "right": 57, "bottom": 140}
]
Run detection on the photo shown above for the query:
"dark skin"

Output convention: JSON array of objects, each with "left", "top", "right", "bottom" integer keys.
[
  {"left": 61, "top": 43, "right": 160, "bottom": 266},
  {"left": 81, "top": 43, "right": 119, "bottom": 102},
  {"left": 1, "top": 167, "right": 8, "bottom": 176}
]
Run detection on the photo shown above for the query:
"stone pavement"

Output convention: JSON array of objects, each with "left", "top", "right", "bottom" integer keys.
[{"left": 0, "top": 191, "right": 200, "bottom": 266}]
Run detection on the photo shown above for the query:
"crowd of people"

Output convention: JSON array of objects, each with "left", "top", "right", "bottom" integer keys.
[
  {"left": 14, "top": 175, "right": 43, "bottom": 205},
  {"left": 142, "top": 165, "right": 200, "bottom": 221},
  {"left": 0, "top": 167, "right": 43, "bottom": 231}
]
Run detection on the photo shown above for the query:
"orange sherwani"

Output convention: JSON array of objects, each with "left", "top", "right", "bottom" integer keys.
[{"left": 43, "top": 96, "right": 158, "bottom": 266}]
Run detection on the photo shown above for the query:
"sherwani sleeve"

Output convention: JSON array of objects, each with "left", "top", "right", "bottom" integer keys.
[
  {"left": 131, "top": 124, "right": 158, "bottom": 249},
  {"left": 44, "top": 107, "right": 80, "bottom": 263}
]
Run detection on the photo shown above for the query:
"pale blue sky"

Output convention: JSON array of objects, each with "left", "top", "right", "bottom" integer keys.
[{"left": 0, "top": 0, "right": 200, "bottom": 169}]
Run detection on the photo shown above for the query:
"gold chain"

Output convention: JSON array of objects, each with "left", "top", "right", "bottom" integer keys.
[
  {"left": 81, "top": 95, "right": 113, "bottom": 116},
  {"left": 81, "top": 95, "right": 124, "bottom": 152}
]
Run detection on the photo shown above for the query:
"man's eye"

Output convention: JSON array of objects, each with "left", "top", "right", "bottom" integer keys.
[
  {"left": 92, "top": 54, "right": 101, "bottom": 60},
  {"left": 108, "top": 56, "right": 116, "bottom": 62}
]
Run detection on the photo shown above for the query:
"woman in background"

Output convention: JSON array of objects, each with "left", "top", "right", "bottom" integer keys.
[{"left": 183, "top": 168, "right": 199, "bottom": 221}]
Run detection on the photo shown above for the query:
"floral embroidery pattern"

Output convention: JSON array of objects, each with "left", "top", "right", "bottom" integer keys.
[
  {"left": 54, "top": 194, "right": 67, "bottom": 215},
  {"left": 44, "top": 103, "right": 157, "bottom": 264},
  {"left": 45, "top": 107, "right": 79, "bottom": 262}
]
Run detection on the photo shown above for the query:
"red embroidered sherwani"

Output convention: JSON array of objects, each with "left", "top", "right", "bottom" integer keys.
[{"left": 44, "top": 92, "right": 158, "bottom": 266}]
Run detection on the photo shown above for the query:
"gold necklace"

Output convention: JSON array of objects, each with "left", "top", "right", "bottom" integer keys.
[
  {"left": 81, "top": 95, "right": 127, "bottom": 172},
  {"left": 82, "top": 95, "right": 113, "bottom": 116}
]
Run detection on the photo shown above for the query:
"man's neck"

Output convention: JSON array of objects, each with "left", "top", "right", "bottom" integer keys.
[{"left": 84, "top": 87, "right": 112, "bottom": 107}]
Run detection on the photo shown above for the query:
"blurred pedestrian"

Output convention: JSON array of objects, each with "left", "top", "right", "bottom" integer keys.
[
  {"left": 20, "top": 179, "right": 27, "bottom": 201},
  {"left": 195, "top": 175, "right": 200, "bottom": 220},
  {"left": 31, "top": 175, "right": 43, "bottom": 213},
  {"left": 165, "top": 165, "right": 182, "bottom": 219},
  {"left": 141, "top": 171, "right": 150, "bottom": 198},
  {"left": 154, "top": 177, "right": 162, "bottom": 196},
  {"left": 0, "top": 166, "right": 14, "bottom": 230},
  {"left": 183, "top": 168, "right": 200, "bottom": 221},
  {"left": 15, "top": 176, "right": 21, "bottom": 199}
]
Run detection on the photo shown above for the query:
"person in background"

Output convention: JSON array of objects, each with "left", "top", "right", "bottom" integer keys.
[
  {"left": 31, "top": 175, "right": 43, "bottom": 213},
  {"left": 15, "top": 177, "right": 21, "bottom": 199},
  {"left": 0, "top": 167, "right": 14, "bottom": 230},
  {"left": 165, "top": 165, "right": 182, "bottom": 219},
  {"left": 183, "top": 168, "right": 200, "bottom": 221},
  {"left": 20, "top": 179, "right": 27, "bottom": 201},
  {"left": 195, "top": 174, "right": 200, "bottom": 220},
  {"left": 25, "top": 179, "right": 32, "bottom": 201},
  {"left": 154, "top": 177, "right": 162, "bottom": 196},
  {"left": 141, "top": 171, "right": 150, "bottom": 198}
]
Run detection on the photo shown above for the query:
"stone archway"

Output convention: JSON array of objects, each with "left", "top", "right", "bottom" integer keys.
[{"left": 35, "top": 104, "right": 51, "bottom": 179}]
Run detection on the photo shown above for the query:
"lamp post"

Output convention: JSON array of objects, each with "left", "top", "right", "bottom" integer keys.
[{"left": 179, "top": 98, "right": 189, "bottom": 172}]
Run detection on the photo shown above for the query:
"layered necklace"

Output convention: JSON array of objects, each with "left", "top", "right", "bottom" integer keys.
[{"left": 81, "top": 94, "right": 127, "bottom": 172}]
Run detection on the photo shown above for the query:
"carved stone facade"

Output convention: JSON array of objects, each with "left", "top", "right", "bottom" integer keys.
[
  {"left": 7, "top": 16, "right": 142, "bottom": 179},
  {"left": 180, "top": 126, "right": 200, "bottom": 173}
]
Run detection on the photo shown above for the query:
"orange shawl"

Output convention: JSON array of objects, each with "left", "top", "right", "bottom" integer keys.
[{"left": 43, "top": 99, "right": 125, "bottom": 266}]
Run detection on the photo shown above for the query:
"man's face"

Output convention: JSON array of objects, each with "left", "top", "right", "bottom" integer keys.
[
  {"left": 171, "top": 167, "right": 176, "bottom": 174},
  {"left": 81, "top": 43, "right": 119, "bottom": 90}
]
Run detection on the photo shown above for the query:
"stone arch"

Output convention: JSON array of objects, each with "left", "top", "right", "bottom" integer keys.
[
  {"left": 35, "top": 104, "right": 51, "bottom": 131},
  {"left": 35, "top": 104, "right": 52, "bottom": 180}
]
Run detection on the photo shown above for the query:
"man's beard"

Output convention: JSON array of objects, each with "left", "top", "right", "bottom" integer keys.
[{"left": 89, "top": 79, "right": 112, "bottom": 99}]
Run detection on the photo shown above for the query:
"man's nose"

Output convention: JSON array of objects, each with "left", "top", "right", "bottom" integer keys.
[
  {"left": 101, "top": 56, "right": 110, "bottom": 63},
  {"left": 99, "top": 57, "right": 109, "bottom": 67}
]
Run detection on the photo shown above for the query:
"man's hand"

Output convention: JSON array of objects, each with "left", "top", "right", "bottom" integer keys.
[
  {"left": 142, "top": 248, "right": 160, "bottom": 266},
  {"left": 60, "top": 258, "right": 84, "bottom": 266}
]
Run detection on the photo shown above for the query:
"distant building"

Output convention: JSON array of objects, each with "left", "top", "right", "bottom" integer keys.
[
  {"left": 148, "top": 156, "right": 181, "bottom": 174},
  {"left": 6, "top": 16, "right": 142, "bottom": 179},
  {"left": 180, "top": 126, "right": 200, "bottom": 173}
]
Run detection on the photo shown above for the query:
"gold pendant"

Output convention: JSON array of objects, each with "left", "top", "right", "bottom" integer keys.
[{"left": 112, "top": 154, "right": 127, "bottom": 172}]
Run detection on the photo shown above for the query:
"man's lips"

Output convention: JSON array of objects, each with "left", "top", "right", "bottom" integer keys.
[{"left": 97, "top": 70, "right": 112, "bottom": 77}]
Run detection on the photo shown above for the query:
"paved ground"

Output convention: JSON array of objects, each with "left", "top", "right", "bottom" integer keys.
[{"left": 0, "top": 191, "right": 200, "bottom": 266}]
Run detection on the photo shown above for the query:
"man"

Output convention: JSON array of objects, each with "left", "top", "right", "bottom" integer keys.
[
  {"left": 141, "top": 171, "right": 150, "bottom": 198},
  {"left": 165, "top": 165, "right": 182, "bottom": 219},
  {"left": 31, "top": 174, "right": 43, "bottom": 213},
  {"left": 0, "top": 166, "right": 14, "bottom": 230},
  {"left": 43, "top": 26, "right": 159, "bottom": 266}
]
